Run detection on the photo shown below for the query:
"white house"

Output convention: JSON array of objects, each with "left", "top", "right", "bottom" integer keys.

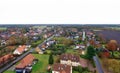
[
  {"left": 13, "top": 45, "right": 27, "bottom": 55},
  {"left": 1, "top": 40, "right": 7, "bottom": 46},
  {"left": 74, "top": 44, "right": 85, "bottom": 50}
]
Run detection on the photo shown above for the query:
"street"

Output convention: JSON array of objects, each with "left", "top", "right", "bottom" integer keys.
[{"left": 93, "top": 56, "right": 104, "bottom": 73}]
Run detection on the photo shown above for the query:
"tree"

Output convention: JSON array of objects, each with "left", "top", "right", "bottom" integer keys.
[
  {"left": 105, "top": 59, "right": 120, "bottom": 73},
  {"left": 73, "top": 66, "right": 83, "bottom": 73},
  {"left": 7, "top": 35, "right": 17, "bottom": 45},
  {"left": 106, "top": 40, "right": 118, "bottom": 57},
  {"left": 48, "top": 54, "right": 54, "bottom": 65},
  {"left": 89, "top": 40, "right": 95, "bottom": 46},
  {"left": 86, "top": 46, "right": 96, "bottom": 60},
  {"left": 54, "top": 37, "right": 74, "bottom": 46},
  {"left": 78, "top": 66, "right": 83, "bottom": 73}
]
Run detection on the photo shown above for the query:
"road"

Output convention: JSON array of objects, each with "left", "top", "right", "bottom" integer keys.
[
  {"left": 93, "top": 56, "right": 104, "bottom": 73},
  {"left": 0, "top": 35, "right": 54, "bottom": 73}
]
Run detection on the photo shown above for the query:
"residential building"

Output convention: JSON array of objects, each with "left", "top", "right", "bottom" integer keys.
[
  {"left": 52, "top": 63, "right": 72, "bottom": 73},
  {"left": 13, "top": 45, "right": 28, "bottom": 55},
  {"left": 74, "top": 44, "right": 85, "bottom": 50},
  {"left": 35, "top": 47, "right": 43, "bottom": 54},
  {"left": 60, "top": 54, "right": 80, "bottom": 66},
  {"left": 15, "top": 54, "right": 35, "bottom": 73},
  {"left": 0, "top": 54, "right": 14, "bottom": 67}
]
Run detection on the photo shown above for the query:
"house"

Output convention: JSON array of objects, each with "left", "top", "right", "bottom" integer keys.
[
  {"left": 1, "top": 40, "right": 7, "bottom": 46},
  {"left": 43, "top": 34, "right": 48, "bottom": 39},
  {"left": 74, "top": 44, "right": 85, "bottom": 50},
  {"left": 15, "top": 54, "right": 35, "bottom": 73},
  {"left": 46, "top": 40, "right": 55, "bottom": 46},
  {"left": 35, "top": 47, "right": 43, "bottom": 54},
  {"left": 13, "top": 45, "right": 28, "bottom": 55},
  {"left": 41, "top": 44, "right": 47, "bottom": 51},
  {"left": 60, "top": 54, "right": 80, "bottom": 66},
  {"left": 0, "top": 54, "right": 14, "bottom": 67},
  {"left": 52, "top": 63, "right": 72, "bottom": 73}
]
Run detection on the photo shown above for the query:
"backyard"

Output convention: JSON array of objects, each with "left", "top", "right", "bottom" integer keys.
[
  {"left": 32, "top": 54, "right": 49, "bottom": 73},
  {"left": 32, "top": 54, "right": 58, "bottom": 73}
]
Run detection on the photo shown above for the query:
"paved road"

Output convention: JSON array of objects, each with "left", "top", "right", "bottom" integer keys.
[
  {"left": 93, "top": 56, "right": 104, "bottom": 73},
  {"left": 0, "top": 35, "right": 54, "bottom": 73}
]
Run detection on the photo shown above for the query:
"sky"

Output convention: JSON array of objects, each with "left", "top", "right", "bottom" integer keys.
[{"left": 0, "top": 0, "right": 120, "bottom": 24}]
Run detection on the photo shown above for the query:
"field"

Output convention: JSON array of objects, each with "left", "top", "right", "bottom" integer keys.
[
  {"left": 66, "top": 49, "right": 80, "bottom": 54},
  {"left": 0, "top": 27, "right": 7, "bottom": 30},
  {"left": 32, "top": 54, "right": 58, "bottom": 73},
  {"left": 32, "top": 54, "right": 49, "bottom": 73},
  {"left": 4, "top": 70, "right": 15, "bottom": 73},
  {"left": 31, "top": 39, "right": 44, "bottom": 47},
  {"left": 96, "top": 30, "right": 120, "bottom": 44}
]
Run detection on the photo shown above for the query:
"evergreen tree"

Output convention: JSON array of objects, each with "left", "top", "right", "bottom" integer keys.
[
  {"left": 49, "top": 54, "right": 54, "bottom": 65},
  {"left": 86, "top": 46, "right": 96, "bottom": 60}
]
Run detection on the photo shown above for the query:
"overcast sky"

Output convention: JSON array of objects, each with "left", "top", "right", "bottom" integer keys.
[{"left": 0, "top": 0, "right": 120, "bottom": 24}]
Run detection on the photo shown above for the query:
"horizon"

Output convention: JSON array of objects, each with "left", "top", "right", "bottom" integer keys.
[{"left": 0, "top": 24, "right": 120, "bottom": 25}]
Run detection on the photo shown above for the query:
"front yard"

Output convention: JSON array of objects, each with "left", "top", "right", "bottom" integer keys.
[{"left": 4, "top": 70, "right": 15, "bottom": 73}]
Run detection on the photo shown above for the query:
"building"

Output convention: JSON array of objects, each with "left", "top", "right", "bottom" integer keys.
[
  {"left": 52, "top": 63, "right": 72, "bottom": 73},
  {"left": 60, "top": 54, "right": 80, "bottom": 66},
  {"left": 35, "top": 47, "right": 43, "bottom": 54},
  {"left": 1, "top": 40, "right": 7, "bottom": 46},
  {"left": 15, "top": 54, "right": 35, "bottom": 73},
  {"left": 0, "top": 54, "right": 14, "bottom": 67},
  {"left": 13, "top": 45, "right": 28, "bottom": 55},
  {"left": 74, "top": 44, "right": 85, "bottom": 50},
  {"left": 46, "top": 40, "right": 55, "bottom": 46},
  {"left": 82, "top": 31, "right": 86, "bottom": 41}
]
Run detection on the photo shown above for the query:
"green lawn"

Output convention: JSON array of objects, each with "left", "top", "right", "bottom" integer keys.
[
  {"left": 3, "top": 70, "right": 15, "bottom": 73},
  {"left": 32, "top": 54, "right": 49, "bottom": 73},
  {"left": 66, "top": 49, "right": 79, "bottom": 54},
  {"left": 31, "top": 39, "right": 44, "bottom": 47},
  {"left": 0, "top": 27, "right": 7, "bottom": 31},
  {"left": 45, "top": 50, "right": 52, "bottom": 54},
  {"left": 113, "top": 51, "right": 120, "bottom": 58},
  {"left": 73, "top": 71, "right": 79, "bottom": 73}
]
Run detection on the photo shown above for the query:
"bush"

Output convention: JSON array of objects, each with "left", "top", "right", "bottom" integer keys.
[{"left": 73, "top": 66, "right": 90, "bottom": 73}]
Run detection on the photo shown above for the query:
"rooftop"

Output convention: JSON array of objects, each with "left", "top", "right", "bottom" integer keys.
[{"left": 53, "top": 63, "right": 71, "bottom": 73}]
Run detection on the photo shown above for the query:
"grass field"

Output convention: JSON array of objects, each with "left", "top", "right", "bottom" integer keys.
[
  {"left": 32, "top": 54, "right": 49, "bottom": 73},
  {"left": 0, "top": 27, "right": 7, "bottom": 30},
  {"left": 32, "top": 54, "right": 58, "bottom": 73},
  {"left": 31, "top": 39, "right": 44, "bottom": 47},
  {"left": 73, "top": 71, "right": 79, "bottom": 73},
  {"left": 3, "top": 70, "right": 15, "bottom": 73},
  {"left": 66, "top": 49, "right": 80, "bottom": 55},
  {"left": 109, "top": 51, "right": 120, "bottom": 58}
]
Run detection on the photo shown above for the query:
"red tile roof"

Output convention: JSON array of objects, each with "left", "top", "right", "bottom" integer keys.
[
  {"left": 17, "top": 45, "right": 26, "bottom": 53},
  {"left": 16, "top": 54, "right": 35, "bottom": 69},
  {"left": 0, "top": 54, "right": 14, "bottom": 64},
  {"left": 53, "top": 63, "right": 71, "bottom": 73}
]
